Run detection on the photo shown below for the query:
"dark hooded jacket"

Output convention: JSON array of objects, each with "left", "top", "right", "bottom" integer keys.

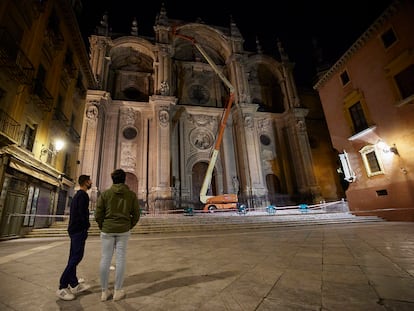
[{"left": 95, "top": 183, "right": 140, "bottom": 233}]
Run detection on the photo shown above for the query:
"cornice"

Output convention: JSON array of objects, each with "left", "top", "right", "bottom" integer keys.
[{"left": 313, "top": 1, "right": 400, "bottom": 90}]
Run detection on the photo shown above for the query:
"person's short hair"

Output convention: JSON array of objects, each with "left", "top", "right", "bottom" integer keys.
[
  {"left": 78, "top": 175, "right": 90, "bottom": 186},
  {"left": 111, "top": 169, "right": 126, "bottom": 184}
]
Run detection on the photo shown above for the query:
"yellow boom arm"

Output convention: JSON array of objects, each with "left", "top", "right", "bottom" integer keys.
[{"left": 173, "top": 31, "right": 235, "bottom": 203}]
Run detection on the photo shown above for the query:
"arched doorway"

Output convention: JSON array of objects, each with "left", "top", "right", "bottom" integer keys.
[
  {"left": 125, "top": 172, "right": 138, "bottom": 194},
  {"left": 192, "top": 162, "right": 217, "bottom": 208},
  {"left": 266, "top": 173, "right": 280, "bottom": 204}
]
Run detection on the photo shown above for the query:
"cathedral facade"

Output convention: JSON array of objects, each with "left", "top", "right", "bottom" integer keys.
[{"left": 79, "top": 5, "right": 343, "bottom": 213}]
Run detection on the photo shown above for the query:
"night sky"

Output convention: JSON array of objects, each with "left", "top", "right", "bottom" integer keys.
[{"left": 78, "top": 0, "right": 394, "bottom": 87}]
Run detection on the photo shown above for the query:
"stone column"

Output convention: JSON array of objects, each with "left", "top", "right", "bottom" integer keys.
[
  {"left": 287, "top": 108, "right": 321, "bottom": 201},
  {"left": 148, "top": 95, "right": 177, "bottom": 212}
]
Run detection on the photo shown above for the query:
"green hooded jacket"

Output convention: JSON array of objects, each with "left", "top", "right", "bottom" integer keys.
[{"left": 95, "top": 183, "right": 140, "bottom": 233}]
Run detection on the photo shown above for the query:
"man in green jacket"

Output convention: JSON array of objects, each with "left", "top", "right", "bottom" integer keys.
[{"left": 95, "top": 169, "right": 140, "bottom": 301}]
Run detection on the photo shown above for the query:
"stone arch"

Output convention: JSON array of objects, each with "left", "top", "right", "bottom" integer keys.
[
  {"left": 266, "top": 173, "right": 281, "bottom": 203},
  {"left": 247, "top": 54, "right": 286, "bottom": 113},
  {"left": 107, "top": 38, "right": 156, "bottom": 101},
  {"left": 186, "top": 152, "right": 223, "bottom": 205},
  {"left": 172, "top": 23, "right": 233, "bottom": 61},
  {"left": 172, "top": 24, "right": 233, "bottom": 107},
  {"left": 191, "top": 162, "right": 217, "bottom": 207}
]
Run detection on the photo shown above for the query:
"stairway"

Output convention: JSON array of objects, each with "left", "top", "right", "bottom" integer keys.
[{"left": 23, "top": 210, "right": 385, "bottom": 238}]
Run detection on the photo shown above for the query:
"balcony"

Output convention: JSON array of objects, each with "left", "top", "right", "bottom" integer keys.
[
  {"left": 52, "top": 107, "right": 69, "bottom": 128},
  {"left": 0, "top": 28, "right": 35, "bottom": 85},
  {"left": 68, "top": 126, "right": 80, "bottom": 144},
  {"left": 53, "top": 107, "right": 69, "bottom": 122},
  {"left": 45, "top": 26, "right": 64, "bottom": 51},
  {"left": 0, "top": 109, "right": 21, "bottom": 146},
  {"left": 64, "top": 61, "right": 77, "bottom": 79},
  {"left": 31, "top": 82, "right": 54, "bottom": 112}
]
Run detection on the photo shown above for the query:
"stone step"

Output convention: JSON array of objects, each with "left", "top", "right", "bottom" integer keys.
[{"left": 23, "top": 211, "right": 385, "bottom": 238}]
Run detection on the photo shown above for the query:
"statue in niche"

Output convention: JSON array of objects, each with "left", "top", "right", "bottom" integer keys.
[
  {"left": 232, "top": 176, "right": 240, "bottom": 195},
  {"left": 160, "top": 81, "right": 169, "bottom": 95}
]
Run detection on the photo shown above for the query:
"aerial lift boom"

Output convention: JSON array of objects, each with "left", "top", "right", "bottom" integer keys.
[{"left": 173, "top": 31, "right": 238, "bottom": 209}]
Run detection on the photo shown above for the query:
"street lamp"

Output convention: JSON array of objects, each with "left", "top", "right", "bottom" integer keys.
[
  {"left": 40, "top": 138, "right": 65, "bottom": 163},
  {"left": 54, "top": 139, "right": 64, "bottom": 152}
]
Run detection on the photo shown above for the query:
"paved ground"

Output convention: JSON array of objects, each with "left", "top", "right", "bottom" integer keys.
[{"left": 0, "top": 221, "right": 413, "bottom": 311}]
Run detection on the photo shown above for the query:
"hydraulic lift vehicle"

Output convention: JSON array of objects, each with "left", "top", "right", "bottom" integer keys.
[{"left": 173, "top": 31, "right": 240, "bottom": 213}]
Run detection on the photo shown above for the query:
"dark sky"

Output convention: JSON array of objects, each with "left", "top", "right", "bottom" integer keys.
[{"left": 79, "top": 0, "right": 394, "bottom": 87}]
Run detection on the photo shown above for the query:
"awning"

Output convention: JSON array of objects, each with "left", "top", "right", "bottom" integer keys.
[{"left": 9, "top": 159, "right": 60, "bottom": 186}]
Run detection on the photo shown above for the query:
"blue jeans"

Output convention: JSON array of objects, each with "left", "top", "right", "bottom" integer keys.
[
  {"left": 99, "top": 231, "right": 130, "bottom": 291},
  {"left": 59, "top": 230, "right": 88, "bottom": 289}
]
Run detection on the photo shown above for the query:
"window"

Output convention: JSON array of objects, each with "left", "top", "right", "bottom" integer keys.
[
  {"left": 3, "top": 13, "right": 24, "bottom": 46},
  {"left": 0, "top": 87, "right": 5, "bottom": 101},
  {"left": 349, "top": 102, "right": 369, "bottom": 133},
  {"left": 343, "top": 90, "right": 372, "bottom": 136},
  {"left": 340, "top": 70, "right": 350, "bottom": 86},
  {"left": 384, "top": 49, "right": 414, "bottom": 106},
  {"left": 359, "top": 145, "right": 385, "bottom": 177},
  {"left": 34, "top": 64, "right": 46, "bottom": 95},
  {"left": 21, "top": 124, "right": 36, "bottom": 151},
  {"left": 381, "top": 28, "right": 397, "bottom": 49},
  {"left": 394, "top": 64, "right": 414, "bottom": 99}
]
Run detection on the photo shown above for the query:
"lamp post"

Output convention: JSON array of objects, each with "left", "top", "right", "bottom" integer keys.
[
  {"left": 40, "top": 138, "right": 65, "bottom": 165},
  {"left": 54, "top": 139, "right": 64, "bottom": 153}
]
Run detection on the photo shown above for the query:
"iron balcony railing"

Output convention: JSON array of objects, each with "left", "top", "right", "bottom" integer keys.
[
  {"left": 0, "top": 108, "right": 21, "bottom": 144},
  {"left": 32, "top": 81, "right": 54, "bottom": 112},
  {"left": 0, "top": 28, "right": 35, "bottom": 85}
]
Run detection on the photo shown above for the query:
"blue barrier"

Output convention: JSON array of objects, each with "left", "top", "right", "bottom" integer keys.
[
  {"left": 266, "top": 205, "right": 277, "bottom": 214},
  {"left": 299, "top": 204, "right": 308, "bottom": 213},
  {"left": 184, "top": 207, "right": 194, "bottom": 216},
  {"left": 237, "top": 204, "right": 247, "bottom": 215}
]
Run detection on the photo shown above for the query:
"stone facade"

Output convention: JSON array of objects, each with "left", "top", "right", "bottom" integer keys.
[{"left": 80, "top": 5, "right": 343, "bottom": 213}]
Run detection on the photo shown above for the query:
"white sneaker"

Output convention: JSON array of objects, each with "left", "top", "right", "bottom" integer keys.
[
  {"left": 113, "top": 289, "right": 125, "bottom": 301},
  {"left": 56, "top": 287, "right": 75, "bottom": 301},
  {"left": 101, "top": 289, "right": 111, "bottom": 301},
  {"left": 69, "top": 282, "right": 91, "bottom": 294}
]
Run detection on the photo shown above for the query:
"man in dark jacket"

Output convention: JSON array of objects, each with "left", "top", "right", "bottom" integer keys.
[
  {"left": 56, "top": 175, "right": 92, "bottom": 301},
  {"left": 95, "top": 169, "right": 140, "bottom": 301}
]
